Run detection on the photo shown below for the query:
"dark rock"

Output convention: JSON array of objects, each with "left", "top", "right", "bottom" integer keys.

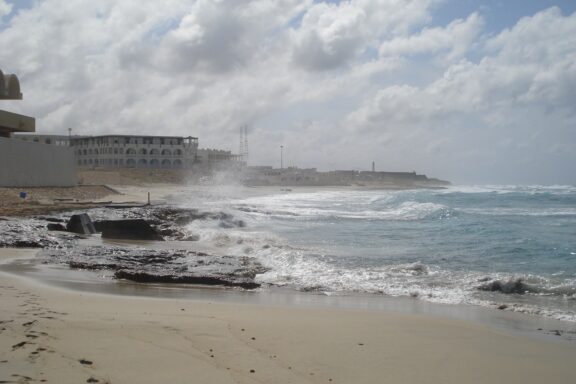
[
  {"left": 99, "top": 219, "right": 163, "bottom": 241},
  {"left": 8, "top": 240, "right": 45, "bottom": 248},
  {"left": 68, "top": 261, "right": 121, "bottom": 271},
  {"left": 477, "top": 278, "right": 535, "bottom": 294},
  {"left": 497, "top": 304, "right": 508, "bottom": 310},
  {"left": 47, "top": 223, "right": 66, "bottom": 231},
  {"left": 114, "top": 270, "right": 260, "bottom": 289},
  {"left": 66, "top": 214, "right": 96, "bottom": 235},
  {"left": 42, "top": 245, "right": 267, "bottom": 290},
  {"left": 39, "top": 217, "right": 65, "bottom": 223}
]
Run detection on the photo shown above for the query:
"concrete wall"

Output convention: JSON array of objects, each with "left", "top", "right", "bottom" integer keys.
[{"left": 0, "top": 137, "right": 77, "bottom": 187}]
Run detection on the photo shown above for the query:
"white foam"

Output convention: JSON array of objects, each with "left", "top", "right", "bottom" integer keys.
[{"left": 459, "top": 207, "right": 576, "bottom": 217}]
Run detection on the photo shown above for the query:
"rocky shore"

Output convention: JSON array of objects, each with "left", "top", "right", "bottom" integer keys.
[{"left": 0, "top": 205, "right": 265, "bottom": 289}]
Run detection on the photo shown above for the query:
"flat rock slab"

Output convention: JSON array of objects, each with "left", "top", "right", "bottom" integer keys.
[{"left": 40, "top": 245, "right": 267, "bottom": 289}]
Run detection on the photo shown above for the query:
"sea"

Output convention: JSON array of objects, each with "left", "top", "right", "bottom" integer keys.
[{"left": 178, "top": 184, "right": 576, "bottom": 322}]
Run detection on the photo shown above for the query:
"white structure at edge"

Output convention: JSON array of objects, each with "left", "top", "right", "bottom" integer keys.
[{"left": 70, "top": 135, "right": 198, "bottom": 169}]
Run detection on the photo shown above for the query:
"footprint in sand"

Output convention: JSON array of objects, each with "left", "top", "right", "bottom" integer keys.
[
  {"left": 11, "top": 341, "right": 31, "bottom": 351},
  {"left": 22, "top": 320, "right": 37, "bottom": 327},
  {"left": 79, "top": 358, "right": 93, "bottom": 365}
]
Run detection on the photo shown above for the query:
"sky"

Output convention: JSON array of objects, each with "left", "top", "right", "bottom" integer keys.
[{"left": 1, "top": 0, "right": 575, "bottom": 185}]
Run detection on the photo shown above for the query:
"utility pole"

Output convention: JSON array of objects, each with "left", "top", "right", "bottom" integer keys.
[{"left": 280, "top": 145, "right": 283, "bottom": 169}]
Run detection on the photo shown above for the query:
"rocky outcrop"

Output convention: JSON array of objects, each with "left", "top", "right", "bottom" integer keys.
[
  {"left": 114, "top": 270, "right": 260, "bottom": 289},
  {"left": 98, "top": 219, "right": 163, "bottom": 241},
  {"left": 477, "top": 278, "right": 536, "bottom": 294},
  {"left": 0, "top": 217, "right": 80, "bottom": 248},
  {"left": 41, "top": 245, "right": 266, "bottom": 289},
  {"left": 66, "top": 214, "right": 96, "bottom": 235},
  {"left": 47, "top": 223, "right": 66, "bottom": 231}
]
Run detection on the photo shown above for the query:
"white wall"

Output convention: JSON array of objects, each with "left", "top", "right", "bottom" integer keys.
[{"left": 0, "top": 138, "right": 77, "bottom": 187}]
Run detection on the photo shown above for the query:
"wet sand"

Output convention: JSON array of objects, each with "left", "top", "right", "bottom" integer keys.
[{"left": 1, "top": 249, "right": 575, "bottom": 384}]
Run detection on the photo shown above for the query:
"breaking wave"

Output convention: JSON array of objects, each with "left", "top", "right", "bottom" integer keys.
[{"left": 178, "top": 185, "right": 576, "bottom": 322}]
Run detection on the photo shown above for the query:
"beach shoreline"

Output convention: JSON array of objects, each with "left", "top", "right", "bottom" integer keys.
[
  {"left": 1, "top": 249, "right": 576, "bottom": 384},
  {"left": 2, "top": 249, "right": 575, "bottom": 342}
]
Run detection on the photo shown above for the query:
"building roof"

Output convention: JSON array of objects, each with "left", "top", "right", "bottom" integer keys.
[
  {"left": 0, "top": 110, "right": 35, "bottom": 134},
  {"left": 69, "top": 134, "right": 198, "bottom": 140}
]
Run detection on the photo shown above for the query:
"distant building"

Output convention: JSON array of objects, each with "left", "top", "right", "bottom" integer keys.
[
  {"left": 195, "top": 148, "right": 243, "bottom": 172},
  {"left": 69, "top": 135, "right": 198, "bottom": 169},
  {"left": 242, "top": 166, "right": 319, "bottom": 186},
  {"left": 14, "top": 134, "right": 70, "bottom": 146},
  {"left": 241, "top": 166, "right": 449, "bottom": 187},
  {"left": 16, "top": 133, "right": 200, "bottom": 169}
]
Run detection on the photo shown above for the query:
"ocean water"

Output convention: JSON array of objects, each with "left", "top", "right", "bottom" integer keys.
[{"left": 181, "top": 185, "right": 576, "bottom": 322}]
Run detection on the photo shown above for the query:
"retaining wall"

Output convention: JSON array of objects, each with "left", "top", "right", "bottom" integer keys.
[{"left": 0, "top": 137, "right": 77, "bottom": 186}]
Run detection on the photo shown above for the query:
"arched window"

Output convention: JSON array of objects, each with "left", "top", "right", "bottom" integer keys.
[
  {"left": 138, "top": 159, "right": 148, "bottom": 168},
  {"left": 126, "top": 158, "right": 136, "bottom": 167},
  {"left": 126, "top": 148, "right": 137, "bottom": 155},
  {"left": 139, "top": 148, "right": 147, "bottom": 155},
  {"left": 161, "top": 159, "right": 171, "bottom": 168},
  {"left": 173, "top": 159, "right": 183, "bottom": 168},
  {"left": 161, "top": 149, "right": 171, "bottom": 156},
  {"left": 150, "top": 149, "right": 159, "bottom": 155},
  {"left": 174, "top": 149, "right": 182, "bottom": 156},
  {"left": 150, "top": 159, "right": 159, "bottom": 167}
]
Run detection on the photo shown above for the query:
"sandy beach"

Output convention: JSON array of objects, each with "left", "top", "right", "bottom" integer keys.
[{"left": 1, "top": 250, "right": 575, "bottom": 384}]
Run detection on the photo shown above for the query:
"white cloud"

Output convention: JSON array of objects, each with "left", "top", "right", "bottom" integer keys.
[
  {"left": 0, "top": 0, "right": 11, "bottom": 19},
  {"left": 0, "top": 1, "right": 574, "bottom": 183},
  {"left": 290, "top": 0, "right": 436, "bottom": 70},
  {"left": 345, "top": 7, "right": 576, "bottom": 183},
  {"left": 351, "top": 7, "right": 576, "bottom": 128},
  {"left": 379, "top": 12, "right": 484, "bottom": 62}
]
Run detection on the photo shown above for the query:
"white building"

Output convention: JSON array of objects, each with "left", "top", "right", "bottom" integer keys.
[
  {"left": 195, "top": 148, "right": 243, "bottom": 171},
  {"left": 70, "top": 135, "right": 198, "bottom": 169}
]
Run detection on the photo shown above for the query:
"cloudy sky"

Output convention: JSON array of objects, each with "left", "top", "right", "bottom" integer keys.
[{"left": 1, "top": 0, "right": 575, "bottom": 184}]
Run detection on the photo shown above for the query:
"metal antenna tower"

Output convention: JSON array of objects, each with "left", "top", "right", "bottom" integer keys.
[
  {"left": 243, "top": 125, "right": 249, "bottom": 165},
  {"left": 238, "top": 125, "right": 248, "bottom": 165},
  {"left": 239, "top": 126, "right": 244, "bottom": 161},
  {"left": 238, "top": 125, "right": 249, "bottom": 166}
]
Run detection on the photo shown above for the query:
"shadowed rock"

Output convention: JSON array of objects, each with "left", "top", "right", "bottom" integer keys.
[
  {"left": 47, "top": 223, "right": 66, "bottom": 231},
  {"left": 114, "top": 270, "right": 260, "bottom": 289},
  {"left": 98, "top": 219, "right": 163, "bottom": 241},
  {"left": 66, "top": 214, "right": 96, "bottom": 235}
]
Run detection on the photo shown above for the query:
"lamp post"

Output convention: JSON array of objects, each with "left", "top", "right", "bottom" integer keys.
[{"left": 280, "top": 145, "right": 283, "bottom": 169}]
